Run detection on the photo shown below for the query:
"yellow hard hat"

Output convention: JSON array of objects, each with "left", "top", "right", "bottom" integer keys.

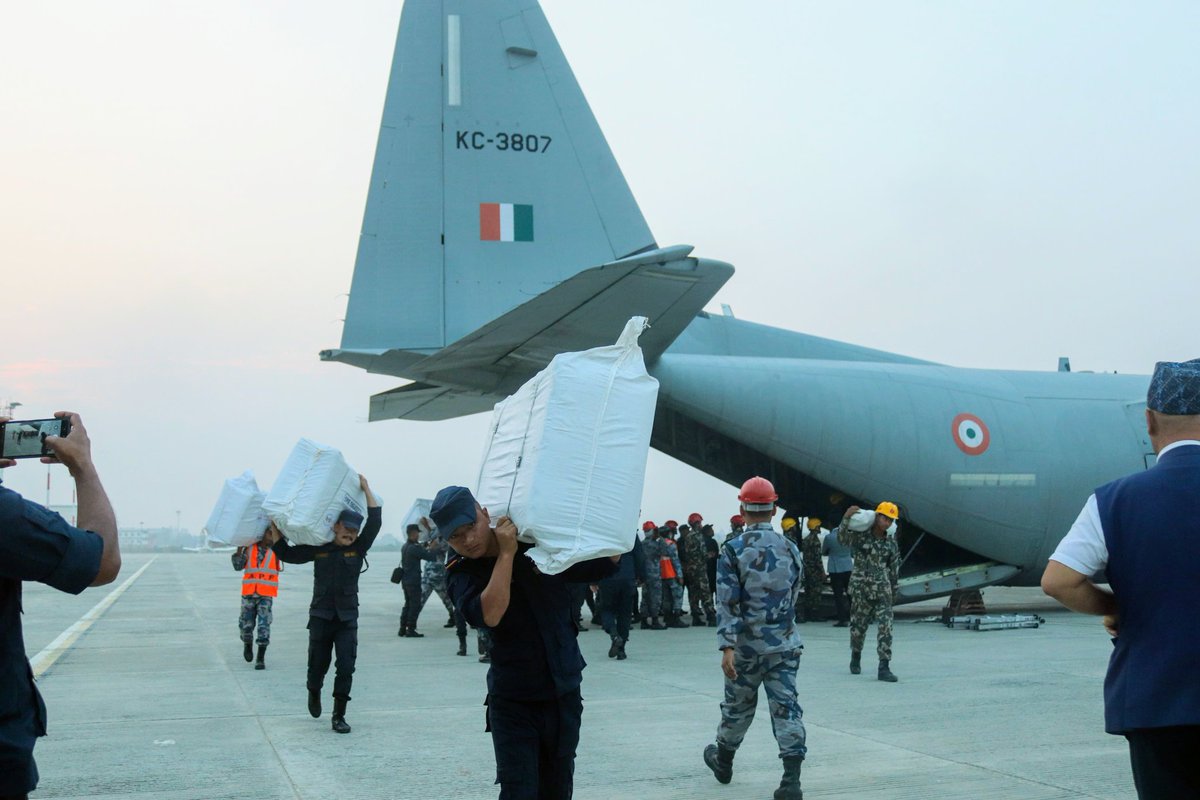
[
  {"left": 806, "top": 517, "right": 821, "bottom": 530},
  {"left": 875, "top": 501, "right": 899, "bottom": 520},
  {"left": 781, "top": 517, "right": 797, "bottom": 531}
]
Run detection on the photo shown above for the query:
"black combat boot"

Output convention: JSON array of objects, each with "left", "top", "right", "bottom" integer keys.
[
  {"left": 307, "top": 689, "right": 321, "bottom": 718},
  {"left": 616, "top": 641, "right": 627, "bottom": 660},
  {"left": 444, "top": 614, "right": 456, "bottom": 628},
  {"left": 457, "top": 635, "right": 467, "bottom": 656},
  {"left": 255, "top": 644, "right": 267, "bottom": 670},
  {"left": 398, "top": 622, "right": 407, "bottom": 637},
  {"left": 608, "top": 636, "right": 622, "bottom": 659},
  {"left": 243, "top": 640, "right": 253, "bottom": 662},
  {"left": 667, "top": 612, "right": 689, "bottom": 629},
  {"left": 878, "top": 659, "right": 898, "bottom": 682},
  {"left": 773, "top": 755, "right": 803, "bottom": 800},
  {"left": 850, "top": 651, "right": 861, "bottom": 675},
  {"left": 651, "top": 616, "right": 668, "bottom": 630},
  {"left": 331, "top": 698, "right": 351, "bottom": 734},
  {"left": 408, "top": 628, "right": 425, "bottom": 638},
  {"left": 640, "top": 617, "right": 652, "bottom": 630},
  {"left": 706, "top": 613, "right": 718, "bottom": 627},
  {"left": 703, "top": 743, "right": 735, "bottom": 784}
]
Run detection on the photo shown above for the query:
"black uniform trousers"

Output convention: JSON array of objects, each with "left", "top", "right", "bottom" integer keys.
[
  {"left": 400, "top": 582, "right": 423, "bottom": 631},
  {"left": 829, "top": 571, "right": 851, "bottom": 624},
  {"left": 486, "top": 689, "right": 582, "bottom": 800},
  {"left": 306, "top": 616, "right": 357, "bottom": 700},
  {"left": 1127, "top": 725, "right": 1200, "bottom": 799},
  {"left": 598, "top": 580, "right": 636, "bottom": 642}
]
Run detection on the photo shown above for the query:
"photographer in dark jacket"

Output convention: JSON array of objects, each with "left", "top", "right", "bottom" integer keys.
[
  {"left": 433, "top": 485, "right": 617, "bottom": 800},
  {"left": 271, "top": 473, "right": 379, "bottom": 734},
  {"left": 0, "top": 412, "right": 119, "bottom": 799}
]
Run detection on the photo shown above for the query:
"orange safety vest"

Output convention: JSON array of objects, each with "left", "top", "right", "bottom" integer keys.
[
  {"left": 659, "top": 539, "right": 678, "bottom": 580},
  {"left": 242, "top": 544, "right": 280, "bottom": 598}
]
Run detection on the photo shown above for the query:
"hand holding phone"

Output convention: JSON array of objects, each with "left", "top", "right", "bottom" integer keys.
[{"left": 0, "top": 416, "right": 73, "bottom": 460}]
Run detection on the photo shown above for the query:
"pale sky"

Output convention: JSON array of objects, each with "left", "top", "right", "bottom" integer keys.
[{"left": 2, "top": 1, "right": 1196, "bottom": 533}]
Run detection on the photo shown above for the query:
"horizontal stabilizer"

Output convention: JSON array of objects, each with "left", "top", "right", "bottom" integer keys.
[
  {"left": 411, "top": 246, "right": 733, "bottom": 396},
  {"left": 369, "top": 383, "right": 499, "bottom": 422}
]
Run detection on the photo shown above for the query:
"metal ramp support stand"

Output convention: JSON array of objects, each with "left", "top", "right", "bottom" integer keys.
[{"left": 940, "top": 589, "right": 986, "bottom": 624}]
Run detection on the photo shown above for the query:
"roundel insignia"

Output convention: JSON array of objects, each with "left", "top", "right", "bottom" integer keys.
[{"left": 952, "top": 413, "right": 990, "bottom": 455}]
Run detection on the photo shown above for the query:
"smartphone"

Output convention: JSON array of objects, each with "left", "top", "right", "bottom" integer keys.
[{"left": 0, "top": 417, "right": 72, "bottom": 460}]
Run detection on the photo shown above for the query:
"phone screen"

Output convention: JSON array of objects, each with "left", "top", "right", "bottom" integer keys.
[{"left": 1, "top": 418, "right": 69, "bottom": 459}]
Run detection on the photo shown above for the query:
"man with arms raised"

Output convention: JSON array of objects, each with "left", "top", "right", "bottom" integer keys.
[{"left": 432, "top": 485, "right": 616, "bottom": 800}]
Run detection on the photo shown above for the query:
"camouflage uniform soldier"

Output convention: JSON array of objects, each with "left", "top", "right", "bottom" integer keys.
[
  {"left": 837, "top": 501, "right": 901, "bottom": 682},
  {"left": 420, "top": 538, "right": 456, "bottom": 627},
  {"left": 801, "top": 519, "right": 827, "bottom": 622},
  {"left": 658, "top": 526, "right": 688, "bottom": 627},
  {"left": 682, "top": 514, "right": 716, "bottom": 625},
  {"left": 704, "top": 476, "right": 806, "bottom": 800},
  {"left": 232, "top": 524, "right": 282, "bottom": 670},
  {"left": 639, "top": 522, "right": 667, "bottom": 629}
]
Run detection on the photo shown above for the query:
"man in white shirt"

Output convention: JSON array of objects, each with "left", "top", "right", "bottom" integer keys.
[{"left": 1042, "top": 358, "right": 1200, "bottom": 799}]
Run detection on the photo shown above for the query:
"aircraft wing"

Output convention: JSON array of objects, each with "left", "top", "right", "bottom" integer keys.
[
  {"left": 408, "top": 245, "right": 733, "bottom": 395},
  {"left": 326, "top": 245, "right": 733, "bottom": 421},
  {"left": 368, "top": 382, "right": 499, "bottom": 422}
]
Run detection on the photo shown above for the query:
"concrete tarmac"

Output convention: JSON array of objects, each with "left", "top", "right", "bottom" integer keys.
[{"left": 22, "top": 553, "right": 1133, "bottom": 799}]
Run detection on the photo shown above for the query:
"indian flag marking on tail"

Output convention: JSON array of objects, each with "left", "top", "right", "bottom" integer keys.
[{"left": 480, "top": 203, "right": 534, "bottom": 242}]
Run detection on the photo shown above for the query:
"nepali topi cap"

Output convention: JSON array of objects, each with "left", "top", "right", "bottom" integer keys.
[{"left": 1147, "top": 358, "right": 1200, "bottom": 415}]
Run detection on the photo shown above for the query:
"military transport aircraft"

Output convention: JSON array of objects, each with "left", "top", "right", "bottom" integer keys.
[{"left": 318, "top": 0, "right": 1152, "bottom": 600}]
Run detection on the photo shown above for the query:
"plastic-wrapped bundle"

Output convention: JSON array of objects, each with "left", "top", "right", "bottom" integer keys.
[
  {"left": 475, "top": 317, "right": 659, "bottom": 574},
  {"left": 847, "top": 509, "right": 876, "bottom": 532},
  {"left": 263, "top": 439, "right": 370, "bottom": 546},
  {"left": 205, "top": 471, "right": 269, "bottom": 546}
]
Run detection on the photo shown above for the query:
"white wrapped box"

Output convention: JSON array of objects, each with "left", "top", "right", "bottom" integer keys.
[
  {"left": 263, "top": 439, "right": 368, "bottom": 546},
  {"left": 475, "top": 317, "right": 659, "bottom": 574},
  {"left": 205, "top": 471, "right": 269, "bottom": 546},
  {"left": 401, "top": 498, "right": 435, "bottom": 542}
]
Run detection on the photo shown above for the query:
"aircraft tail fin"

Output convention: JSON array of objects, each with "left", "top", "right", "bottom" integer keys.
[{"left": 340, "top": 0, "right": 657, "bottom": 353}]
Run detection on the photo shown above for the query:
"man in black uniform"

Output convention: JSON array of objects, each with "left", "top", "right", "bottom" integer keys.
[
  {"left": 399, "top": 523, "right": 436, "bottom": 637},
  {"left": 432, "top": 485, "right": 617, "bottom": 800},
  {"left": 1, "top": 411, "right": 120, "bottom": 799},
  {"left": 271, "top": 474, "right": 380, "bottom": 734}
]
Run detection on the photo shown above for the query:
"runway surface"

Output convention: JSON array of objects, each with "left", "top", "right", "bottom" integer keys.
[{"left": 22, "top": 552, "right": 1132, "bottom": 799}]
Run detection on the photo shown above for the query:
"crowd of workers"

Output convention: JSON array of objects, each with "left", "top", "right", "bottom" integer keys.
[{"left": 4, "top": 357, "right": 1198, "bottom": 800}]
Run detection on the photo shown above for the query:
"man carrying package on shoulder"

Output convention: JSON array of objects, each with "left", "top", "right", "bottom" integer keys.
[
  {"left": 433, "top": 485, "right": 617, "bottom": 800},
  {"left": 232, "top": 523, "right": 282, "bottom": 669},
  {"left": 271, "top": 474, "right": 380, "bottom": 734}
]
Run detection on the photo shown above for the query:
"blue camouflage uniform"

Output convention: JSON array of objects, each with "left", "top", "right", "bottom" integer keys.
[
  {"left": 639, "top": 534, "right": 665, "bottom": 621},
  {"left": 659, "top": 533, "right": 685, "bottom": 617},
  {"left": 714, "top": 521, "right": 807, "bottom": 759},
  {"left": 0, "top": 485, "right": 104, "bottom": 796}
]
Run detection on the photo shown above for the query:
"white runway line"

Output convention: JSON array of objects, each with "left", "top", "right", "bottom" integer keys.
[{"left": 30, "top": 557, "right": 157, "bottom": 678}]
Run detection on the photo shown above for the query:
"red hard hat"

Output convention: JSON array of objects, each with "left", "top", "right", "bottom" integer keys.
[
  {"left": 738, "top": 476, "right": 778, "bottom": 511},
  {"left": 665, "top": 519, "right": 678, "bottom": 529},
  {"left": 642, "top": 521, "right": 656, "bottom": 532},
  {"left": 688, "top": 512, "right": 703, "bottom": 524},
  {"left": 730, "top": 514, "right": 745, "bottom": 526}
]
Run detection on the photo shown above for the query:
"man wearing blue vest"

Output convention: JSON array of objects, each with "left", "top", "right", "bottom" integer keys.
[{"left": 1043, "top": 358, "right": 1200, "bottom": 799}]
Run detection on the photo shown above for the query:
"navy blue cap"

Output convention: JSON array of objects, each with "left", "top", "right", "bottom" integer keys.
[
  {"left": 1147, "top": 358, "right": 1200, "bottom": 415},
  {"left": 337, "top": 509, "right": 364, "bottom": 530},
  {"left": 430, "top": 486, "right": 478, "bottom": 540}
]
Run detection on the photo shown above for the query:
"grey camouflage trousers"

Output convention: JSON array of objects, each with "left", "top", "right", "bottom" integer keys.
[
  {"left": 421, "top": 578, "right": 455, "bottom": 619},
  {"left": 849, "top": 577, "right": 894, "bottom": 660},
  {"left": 640, "top": 575, "right": 663, "bottom": 618},
  {"left": 716, "top": 649, "right": 807, "bottom": 759},
  {"left": 239, "top": 595, "right": 273, "bottom": 646}
]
